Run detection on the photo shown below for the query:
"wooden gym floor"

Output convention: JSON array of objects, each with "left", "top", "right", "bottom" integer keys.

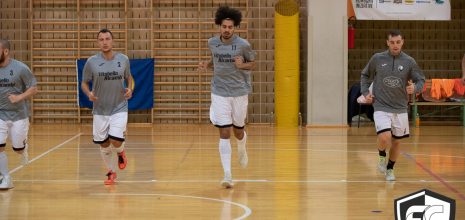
[{"left": 0, "top": 124, "right": 464, "bottom": 219}]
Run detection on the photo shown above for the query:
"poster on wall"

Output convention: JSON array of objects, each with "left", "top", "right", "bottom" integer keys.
[{"left": 351, "top": 0, "right": 450, "bottom": 20}]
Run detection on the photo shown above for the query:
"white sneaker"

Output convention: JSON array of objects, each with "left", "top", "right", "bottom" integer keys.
[
  {"left": 220, "top": 174, "right": 233, "bottom": 189},
  {"left": 0, "top": 176, "right": 14, "bottom": 189},
  {"left": 20, "top": 150, "right": 29, "bottom": 166},
  {"left": 385, "top": 169, "right": 396, "bottom": 181},
  {"left": 377, "top": 156, "right": 386, "bottom": 174},
  {"left": 238, "top": 147, "right": 248, "bottom": 168}
]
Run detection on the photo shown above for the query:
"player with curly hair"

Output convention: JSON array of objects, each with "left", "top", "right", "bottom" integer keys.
[{"left": 199, "top": 6, "right": 256, "bottom": 188}]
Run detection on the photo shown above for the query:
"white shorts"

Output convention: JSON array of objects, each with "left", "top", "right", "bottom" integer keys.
[
  {"left": 93, "top": 112, "right": 128, "bottom": 144},
  {"left": 374, "top": 111, "right": 410, "bottom": 139},
  {"left": 0, "top": 118, "right": 29, "bottom": 150},
  {"left": 210, "top": 93, "right": 248, "bottom": 128}
]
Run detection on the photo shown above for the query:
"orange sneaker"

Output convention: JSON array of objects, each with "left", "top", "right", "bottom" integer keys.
[
  {"left": 117, "top": 150, "right": 127, "bottom": 170},
  {"left": 104, "top": 171, "right": 117, "bottom": 185}
]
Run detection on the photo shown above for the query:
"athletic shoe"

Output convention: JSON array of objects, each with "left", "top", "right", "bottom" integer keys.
[
  {"left": 0, "top": 176, "right": 14, "bottom": 189},
  {"left": 220, "top": 174, "right": 233, "bottom": 189},
  {"left": 385, "top": 169, "right": 396, "bottom": 181},
  {"left": 104, "top": 171, "right": 117, "bottom": 185},
  {"left": 377, "top": 156, "right": 387, "bottom": 174},
  {"left": 117, "top": 150, "right": 127, "bottom": 170}
]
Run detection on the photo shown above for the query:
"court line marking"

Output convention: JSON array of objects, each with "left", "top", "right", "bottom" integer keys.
[
  {"left": 403, "top": 152, "right": 465, "bottom": 201},
  {"left": 82, "top": 132, "right": 465, "bottom": 138},
  {"left": 9, "top": 133, "right": 82, "bottom": 175},
  {"left": 91, "top": 193, "right": 252, "bottom": 220},
  {"left": 13, "top": 179, "right": 465, "bottom": 184},
  {"left": 78, "top": 141, "right": 465, "bottom": 146},
  {"left": 64, "top": 146, "right": 465, "bottom": 159}
]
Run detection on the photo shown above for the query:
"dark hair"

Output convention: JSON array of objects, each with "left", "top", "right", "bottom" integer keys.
[
  {"left": 387, "top": 29, "right": 402, "bottom": 39},
  {"left": 0, "top": 39, "right": 11, "bottom": 50},
  {"left": 215, "top": 6, "right": 242, "bottom": 26},
  {"left": 97, "top": 28, "right": 113, "bottom": 39}
]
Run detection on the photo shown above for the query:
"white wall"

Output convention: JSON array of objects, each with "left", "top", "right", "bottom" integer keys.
[{"left": 307, "top": 0, "right": 348, "bottom": 126}]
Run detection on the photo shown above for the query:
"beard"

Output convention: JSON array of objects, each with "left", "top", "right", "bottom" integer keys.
[
  {"left": 221, "top": 33, "right": 231, "bottom": 39},
  {"left": 0, "top": 51, "right": 5, "bottom": 64}
]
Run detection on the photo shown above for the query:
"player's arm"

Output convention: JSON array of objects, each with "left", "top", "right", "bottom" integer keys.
[
  {"left": 9, "top": 67, "right": 39, "bottom": 103},
  {"left": 21, "top": 86, "right": 38, "bottom": 99},
  {"left": 81, "top": 80, "right": 92, "bottom": 97},
  {"left": 8, "top": 86, "right": 38, "bottom": 103},
  {"left": 198, "top": 59, "right": 212, "bottom": 71},
  {"left": 236, "top": 43, "right": 256, "bottom": 70},
  {"left": 122, "top": 59, "right": 133, "bottom": 99},
  {"left": 234, "top": 57, "right": 255, "bottom": 70},
  {"left": 124, "top": 75, "right": 133, "bottom": 99},
  {"left": 81, "top": 80, "right": 97, "bottom": 101},
  {"left": 199, "top": 39, "right": 214, "bottom": 71},
  {"left": 361, "top": 56, "right": 376, "bottom": 97},
  {"left": 360, "top": 56, "right": 377, "bottom": 103},
  {"left": 81, "top": 61, "right": 98, "bottom": 101},
  {"left": 410, "top": 59, "right": 425, "bottom": 94}
]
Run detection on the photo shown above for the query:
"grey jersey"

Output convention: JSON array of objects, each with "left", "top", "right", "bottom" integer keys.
[
  {"left": 361, "top": 50, "right": 425, "bottom": 113},
  {"left": 0, "top": 59, "right": 37, "bottom": 121},
  {"left": 208, "top": 35, "right": 256, "bottom": 97},
  {"left": 82, "top": 52, "right": 132, "bottom": 116}
]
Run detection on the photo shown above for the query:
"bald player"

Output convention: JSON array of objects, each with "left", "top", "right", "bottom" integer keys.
[{"left": 0, "top": 39, "right": 38, "bottom": 189}]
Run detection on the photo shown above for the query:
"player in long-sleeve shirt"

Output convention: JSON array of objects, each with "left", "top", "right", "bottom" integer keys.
[{"left": 360, "top": 29, "right": 425, "bottom": 181}]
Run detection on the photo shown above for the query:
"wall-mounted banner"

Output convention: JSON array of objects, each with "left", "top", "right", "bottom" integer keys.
[
  {"left": 76, "top": 58, "right": 154, "bottom": 111},
  {"left": 352, "top": 0, "right": 450, "bottom": 20}
]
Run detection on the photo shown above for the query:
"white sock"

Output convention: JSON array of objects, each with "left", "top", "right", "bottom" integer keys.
[
  {"left": 0, "top": 152, "right": 9, "bottom": 177},
  {"left": 237, "top": 131, "right": 247, "bottom": 151},
  {"left": 114, "top": 142, "right": 125, "bottom": 154},
  {"left": 100, "top": 147, "right": 116, "bottom": 172},
  {"left": 219, "top": 139, "right": 231, "bottom": 178}
]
